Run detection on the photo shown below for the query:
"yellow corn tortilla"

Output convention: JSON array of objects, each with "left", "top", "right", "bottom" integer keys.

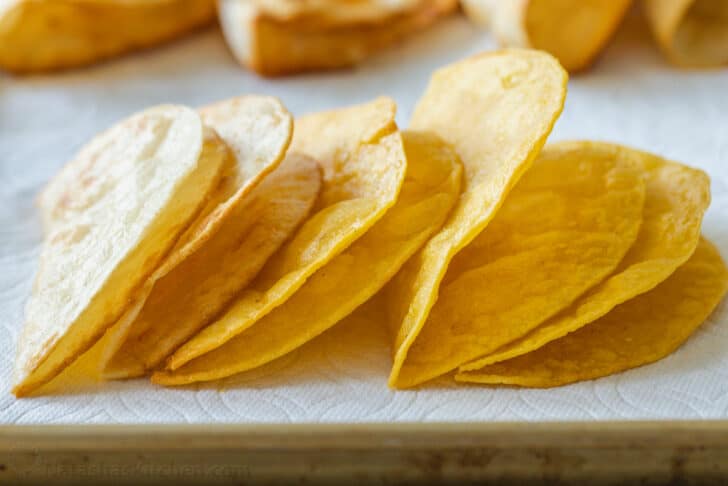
[
  {"left": 99, "top": 153, "right": 322, "bottom": 378},
  {"left": 154, "top": 129, "right": 462, "bottom": 385},
  {"left": 391, "top": 141, "right": 646, "bottom": 388},
  {"left": 456, "top": 238, "right": 728, "bottom": 387},
  {"left": 0, "top": 0, "right": 216, "bottom": 73},
  {"left": 13, "top": 105, "right": 226, "bottom": 397},
  {"left": 386, "top": 49, "right": 568, "bottom": 388},
  {"left": 460, "top": 142, "right": 712, "bottom": 372},
  {"left": 461, "top": 0, "right": 633, "bottom": 72},
  {"left": 644, "top": 0, "right": 728, "bottom": 67},
  {"left": 157, "top": 97, "right": 407, "bottom": 370}
]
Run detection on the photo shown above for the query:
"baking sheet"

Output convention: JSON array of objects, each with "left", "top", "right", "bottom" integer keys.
[{"left": 1, "top": 14, "right": 727, "bottom": 424}]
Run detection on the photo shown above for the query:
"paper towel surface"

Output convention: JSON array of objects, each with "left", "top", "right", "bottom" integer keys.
[{"left": 1, "top": 14, "right": 727, "bottom": 424}]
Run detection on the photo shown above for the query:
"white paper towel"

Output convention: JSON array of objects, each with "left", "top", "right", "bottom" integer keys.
[{"left": 1, "top": 14, "right": 727, "bottom": 424}]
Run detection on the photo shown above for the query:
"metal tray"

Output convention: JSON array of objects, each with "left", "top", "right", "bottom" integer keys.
[{"left": 3, "top": 422, "right": 728, "bottom": 484}]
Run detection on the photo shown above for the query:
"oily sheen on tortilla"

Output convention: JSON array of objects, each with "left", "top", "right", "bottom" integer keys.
[
  {"left": 154, "top": 129, "right": 462, "bottom": 385},
  {"left": 160, "top": 97, "right": 407, "bottom": 371}
]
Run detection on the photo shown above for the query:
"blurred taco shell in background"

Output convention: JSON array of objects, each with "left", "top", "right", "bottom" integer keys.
[
  {"left": 217, "top": 0, "right": 458, "bottom": 75},
  {"left": 644, "top": 0, "right": 728, "bottom": 67},
  {"left": 460, "top": 0, "right": 633, "bottom": 72},
  {"left": 0, "top": 0, "right": 216, "bottom": 73}
]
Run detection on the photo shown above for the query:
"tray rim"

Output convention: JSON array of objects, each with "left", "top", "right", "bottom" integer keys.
[
  {"left": 4, "top": 421, "right": 728, "bottom": 483},
  {"left": 4, "top": 420, "right": 728, "bottom": 449}
]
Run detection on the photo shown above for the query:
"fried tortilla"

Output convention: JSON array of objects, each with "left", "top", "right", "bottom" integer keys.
[
  {"left": 456, "top": 238, "right": 728, "bottom": 387},
  {"left": 461, "top": 0, "right": 632, "bottom": 71},
  {"left": 0, "top": 0, "right": 216, "bottom": 73},
  {"left": 460, "top": 142, "right": 711, "bottom": 373},
  {"left": 154, "top": 130, "right": 461, "bottom": 385},
  {"left": 218, "top": 0, "right": 457, "bottom": 75},
  {"left": 392, "top": 141, "right": 646, "bottom": 387},
  {"left": 385, "top": 49, "right": 567, "bottom": 388},
  {"left": 644, "top": 0, "right": 728, "bottom": 67},
  {"left": 14, "top": 105, "right": 226, "bottom": 396},
  {"left": 157, "top": 97, "right": 407, "bottom": 371}
]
